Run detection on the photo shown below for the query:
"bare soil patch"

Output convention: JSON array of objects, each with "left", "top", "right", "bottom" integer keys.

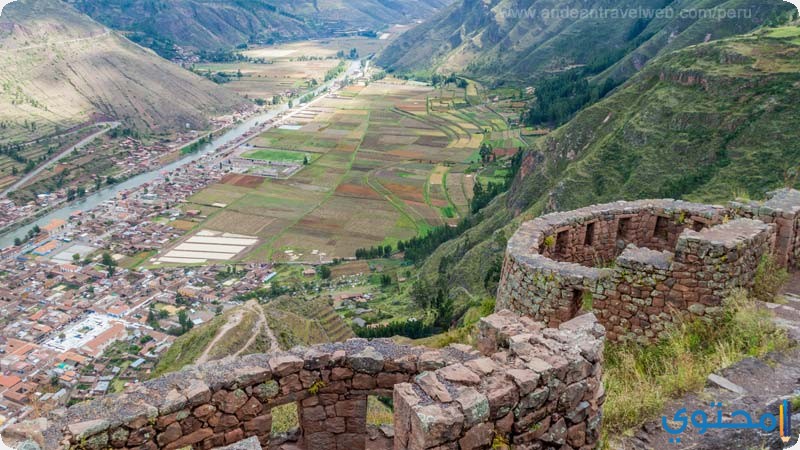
[{"left": 221, "top": 173, "right": 265, "bottom": 188}]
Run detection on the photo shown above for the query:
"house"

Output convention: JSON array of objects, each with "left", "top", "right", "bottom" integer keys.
[
  {"left": 42, "top": 219, "right": 67, "bottom": 235},
  {"left": 0, "top": 375, "right": 21, "bottom": 391}
]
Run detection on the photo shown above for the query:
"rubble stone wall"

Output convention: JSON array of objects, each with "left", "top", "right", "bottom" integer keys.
[
  {"left": 497, "top": 193, "right": 800, "bottom": 342},
  {"left": 730, "top": 189, "right": 800, "bottom": 269},
  {"left": 595, "top": 219, "right": 774, "bottom": 341},
  {"left": 5, "top": 312, "right": 605, "bottom": 450}
]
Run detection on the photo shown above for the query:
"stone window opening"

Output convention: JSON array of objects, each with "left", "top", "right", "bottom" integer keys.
[
  {"left": 654, "top": 216, "right": 670, "bottom": 241},
  {"left": 569, "top": 288, "right": 584, "bottom": 319},
  {"left": 271, "top": 402, "right": 300, "bottom": 443},
  {"left": 584, "top": 222, "right": 596, "bottom": 246},
  {"left": 617, "top": 217, "right": 632, "bottom": 241},
  {"left": 555, "top": 230, "right": 569, "bottom": 255},
  {"left": 693, "top": 220, "right": 706, "bottom": 232},
  {"left": 366, "top": 395, "right": 394, "bottom": 445}
]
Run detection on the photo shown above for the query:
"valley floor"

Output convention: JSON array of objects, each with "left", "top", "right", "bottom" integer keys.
[{"left": 152, "top": 79, "right": 516, "bottom": 265}]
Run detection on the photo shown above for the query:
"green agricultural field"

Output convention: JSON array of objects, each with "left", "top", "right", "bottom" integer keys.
[
  {"left": 169, "top": 78, "right": 524, "bottom": 264},
  {"left": 242, "top": 148, "right": 313, "bottom": 163}
]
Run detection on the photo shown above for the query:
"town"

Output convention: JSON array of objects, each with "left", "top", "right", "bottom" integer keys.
[{"left": 0, "top": 68, "right": 370, "bottom": 424}]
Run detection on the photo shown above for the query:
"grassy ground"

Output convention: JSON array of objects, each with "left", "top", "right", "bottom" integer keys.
[
  {"left": 242, "top": 148, "right": 312, "bottom": 163},
  {"left": 367, "top": 396, "right": 394, "bottom": 426},
  {"left": 271, "top": 403, "right": 299, "bottom": 434},
  {"left": 151, "top": 315, "right": 225, "bottom": 377},
  {"left": 602, "top": 289, "right": 791, "bottom": 436}
]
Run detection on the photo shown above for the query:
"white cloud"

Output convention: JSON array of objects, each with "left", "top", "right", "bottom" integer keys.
[
  {"left": 0, "top": 0, "right": 17, "bottom": 17},
  {"left": 786, "top": 0, "right": 800, "bottom": 15}
]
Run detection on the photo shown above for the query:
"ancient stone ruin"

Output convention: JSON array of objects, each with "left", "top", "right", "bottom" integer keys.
[
  {"left": 4, "top": 311, "right": 605, "bottom": 450},
  {"left": 497, "top": 189, "right": 800, "bottom": 342},
  {"left": 5, "top": 189, "right": 799, "bottom": 449}
]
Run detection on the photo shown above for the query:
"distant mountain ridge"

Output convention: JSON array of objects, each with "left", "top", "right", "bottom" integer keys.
[
  {"left": 70, "top": 0, "right": 453, "bottom": 54},
  {"left": 377, "top": 0, "right": 795, "bottom": 84},
  {"left": 0, "top": 0, "right": 247, "bottom": 141}
]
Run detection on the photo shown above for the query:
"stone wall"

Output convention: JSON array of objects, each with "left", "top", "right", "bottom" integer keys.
[
  {"left": 497, "top": 192, "right": 800, "bottom": 343},
  {"left": 3, "top": 312, "right": 605, "bottom": 450},
  {"left": 730, "top": 189, "right": 800, "bottom": 269},
  {"left": 595, "top": 219, "right": 774, "bottom": 342},
  {"left": 394, "top": 311, "right": 605, "bottom": 450}
]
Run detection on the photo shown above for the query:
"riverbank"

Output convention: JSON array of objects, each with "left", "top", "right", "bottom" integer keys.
[{"left": 0, "top": 60, "right": 361, "bottom": 249}]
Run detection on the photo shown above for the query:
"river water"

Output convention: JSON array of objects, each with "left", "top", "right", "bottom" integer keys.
[{"left": 0, "top": 61, "right": 360, "bottom": 249}]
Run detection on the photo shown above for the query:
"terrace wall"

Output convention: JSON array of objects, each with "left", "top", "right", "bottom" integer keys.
[
  {"left": 497, "top": 193, "right": 800, "bottom": 342},
  {"left": 4, "top": 312, "right": 605, "bottom": 450}
]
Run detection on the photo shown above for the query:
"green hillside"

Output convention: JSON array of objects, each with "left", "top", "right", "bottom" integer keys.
[
  {"left": 414, "top": 26, "right": 800, "bottom": 304},
  {"left": 377, "top": 0, "right": 794, "bottom": 84}
]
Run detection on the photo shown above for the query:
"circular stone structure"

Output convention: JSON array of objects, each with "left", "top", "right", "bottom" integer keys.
[{"left": 496, "top": 198, "right": 784, "bottom": 342}]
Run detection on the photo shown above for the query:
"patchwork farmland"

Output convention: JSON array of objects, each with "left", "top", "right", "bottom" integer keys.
[
  {"left": 172, "top": 79, "right": 509, "bottom": 264},
  {"left": 194, "top": 36, "right": 394, "bottom": 103}
]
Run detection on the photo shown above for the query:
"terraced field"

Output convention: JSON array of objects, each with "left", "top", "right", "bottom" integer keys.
[
  {"left": 266, "top": 297, "right": 354, "bottom": 348},
  {"left": 174, "top": 79, "right": 508, "bottom": 264}
]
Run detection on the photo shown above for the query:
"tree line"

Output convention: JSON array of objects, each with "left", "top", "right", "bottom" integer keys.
[
  {"left": 354, "top": 319, "right": 435, "bottom": 339},
  {"left": 524, "top": 23, "right": 657, "bottom": 127},
  {"left": 398, "top": 149, "right": 523, "bottom": 263}
]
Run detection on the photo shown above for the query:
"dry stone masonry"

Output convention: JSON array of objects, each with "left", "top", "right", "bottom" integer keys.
[
  {"left": 496, "top": 189, "right": 800, "bottom": 342},
  {"left": 7, "top": 189, "right": 799, "bottom": 449},
  {"left": 3, "top": 312, "right": 605, "bottom": 450}
]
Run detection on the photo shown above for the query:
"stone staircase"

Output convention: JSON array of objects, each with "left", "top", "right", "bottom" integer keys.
[
  {"left": 763, "top": 291, "right": 800, "bottom": 340},
  {"left": 763, "top": 272, "right": 800, "bottom": 339}
]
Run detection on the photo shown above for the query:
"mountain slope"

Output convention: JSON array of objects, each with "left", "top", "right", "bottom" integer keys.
[
  {"left": 377, "top": 0, "right": 794, "bottom": 84},
  {"left": 416, "top": 26, "right": 800, "bottom": 304},
  {"left": 0, "top": 0, "right": 247, "bottom": 143},
  {"left": 72, "top": 0, "right": 452, "bottom": 53}
]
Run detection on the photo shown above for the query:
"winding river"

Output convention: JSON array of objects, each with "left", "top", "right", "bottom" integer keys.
[{"left": 0, "top": 61, "right": 360, "bottom": 249}]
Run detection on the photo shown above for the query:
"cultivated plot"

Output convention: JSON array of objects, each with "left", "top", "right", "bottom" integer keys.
[
  {"left": 170, "top": 79, "right": 507, "bottom": 263},
  {"left": 154, "top": 230, "right": 259, "bottom": 264}
]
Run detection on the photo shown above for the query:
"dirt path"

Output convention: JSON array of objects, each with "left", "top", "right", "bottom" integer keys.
[
  {"left": 196, "top": 300, "right": 279, "bottom": 364},
  {"left": 0, "top": 30, "right": 111, "bottom": 53},
  {"left": 196, "top": 308, "right": 246, "bottom": 364},
  {"left": 613, "top": 273, "right": 800, "bottom": 450},
  {"left": 232, "top": 301, "right": 280, "bottom": 357}
]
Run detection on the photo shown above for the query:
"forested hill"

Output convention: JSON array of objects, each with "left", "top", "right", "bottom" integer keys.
[
  {"left": 71, "top": 0, "right": 452, "bottom": 56},
  {"left": 376, "top": 0, "right": 794, "bottom": 84},
  {"left": 413, "top": 25, "right": 800, "bottom": 311}
]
